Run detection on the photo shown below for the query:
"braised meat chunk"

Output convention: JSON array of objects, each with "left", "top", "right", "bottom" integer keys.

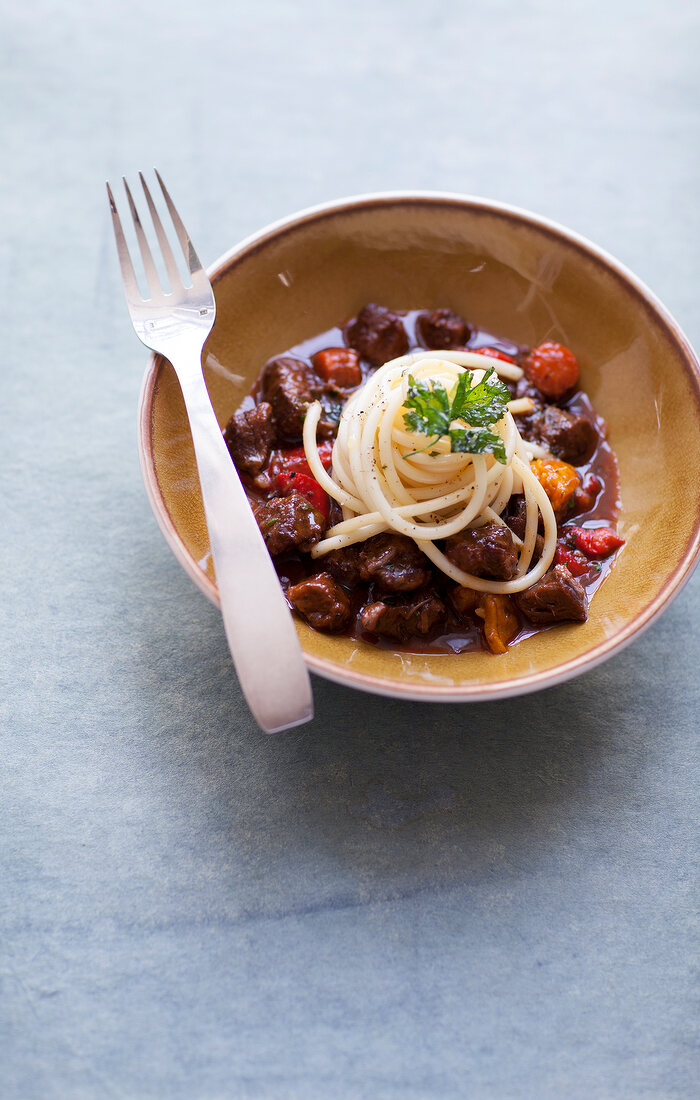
[
  {"left": 345, "top": 304, "right": 409, "bottom": 366},
  {"left": 357, "top": 533, "right": 431, "bottom": 592},
  {"left": 515, "top": 564, "right": 588, "bottom": 623},
  {"left": 503, "top": 496, "right": 533, "bottom": 541},
  {"left": 526, "top": 405, "right": 598, "bottom": 465},
  {"left": 262, "top": 356, "right": 317, "bottom": 441},
  {"left": 415, "top": 308, "right": 471, "bottom": 350},
  {"left": 324, "top": 545, "right": 362, "bottom": 588},
  {"left": 361, "top": 591, "right": 446, "bottom": 642},
  {"left": 444, "top": 523, "right": 518, "bottom": 580},
  {"left": 224, "top": 402, "right": 275, "bottom": 476},
  {"left": 502, "top": 497, "right": 547, "bottom": 554},
  {"left": 504, "top": 495, "right": 527, "bottom": 540},
  {"left": 287, "top": 573, "right": 352, "bottom": 633},
  {"left": 254, "top": 492, "right": 327, "bottom": 556}
]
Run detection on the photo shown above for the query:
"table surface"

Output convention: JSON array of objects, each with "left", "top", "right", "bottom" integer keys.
[{"left": 2, "top": 1, "right": 699, "bottom": 1097}]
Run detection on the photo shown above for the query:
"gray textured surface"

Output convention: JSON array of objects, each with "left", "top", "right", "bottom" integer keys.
[{"left": 2, "top": 1, "right": 699, "bottom": 1097}]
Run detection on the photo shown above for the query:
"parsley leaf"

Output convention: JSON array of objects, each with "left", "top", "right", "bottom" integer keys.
[
  {"left": 403, "top": 379, "right": 451, "bottom": 436},
  {"left": 403, "top": 370, "right": 510, "bottom": 463},
  {"left": 452, "top": 371, "right": 510, "bottom": 427},
  {"left": 449, "top": 428, "right": 507, "bottom": 463}
]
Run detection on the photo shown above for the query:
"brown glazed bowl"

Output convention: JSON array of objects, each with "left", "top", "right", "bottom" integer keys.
[{"left": 138, "top": 193, "right": 700, "bottom": 701}]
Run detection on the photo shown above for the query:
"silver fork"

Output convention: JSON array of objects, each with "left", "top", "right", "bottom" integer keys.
[{"left": 107, "top": 171, "right": 313, "bottom": 732}]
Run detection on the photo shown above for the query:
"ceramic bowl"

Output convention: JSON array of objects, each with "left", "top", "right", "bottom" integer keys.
[{"left": 138, "top": 192, "right": 700, "bottom": 701}]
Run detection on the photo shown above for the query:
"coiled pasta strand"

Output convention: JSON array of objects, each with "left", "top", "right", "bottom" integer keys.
[{"left": 301, "top": 351, "right": 557, "bottom": 593}]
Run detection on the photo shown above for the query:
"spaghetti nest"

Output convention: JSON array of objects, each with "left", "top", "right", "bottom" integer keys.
[{"left": 302, "top": 350, "right": 558, "bottom": 594}]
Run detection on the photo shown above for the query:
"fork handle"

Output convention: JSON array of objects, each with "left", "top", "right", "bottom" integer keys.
[{"left": 175, "top": 359, "right": 313, "bottom": 732}]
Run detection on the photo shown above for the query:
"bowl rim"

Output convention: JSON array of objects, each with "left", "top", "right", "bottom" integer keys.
[{"left": 137, "top": 190, "right": 700, "bottom": 701}]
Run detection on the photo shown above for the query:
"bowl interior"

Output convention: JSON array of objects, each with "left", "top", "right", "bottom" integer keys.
[{"left": 141, "top": 196, "right": 700, "bottom": 698}]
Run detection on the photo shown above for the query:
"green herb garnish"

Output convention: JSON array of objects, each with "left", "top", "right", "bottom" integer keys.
[{"left": 403, "top": 370, "right": 509, "bottom": 463}]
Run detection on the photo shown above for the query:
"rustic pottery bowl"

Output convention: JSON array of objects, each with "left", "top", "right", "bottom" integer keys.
[{"left": 138, "top": 193, "right": 700, "bottom": 701}]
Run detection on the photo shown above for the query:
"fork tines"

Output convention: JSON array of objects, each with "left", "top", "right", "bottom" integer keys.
[{"left": 107, "top": 170, "right": 204, "bottom": 303}]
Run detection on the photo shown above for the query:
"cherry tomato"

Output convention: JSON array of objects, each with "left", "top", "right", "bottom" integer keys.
[
  {"left": 471, "top": 347, "right": 516, "bottom": 364},
  {"left": 570, "top": 526, "right": 624, "bottom": 558},
  {"left": 277, "top": 470, "right": 330, "bottom": 520},
  {"left": 311, "top": 347, "right": 362, "bottom": 388},
  {"left": 523, "top": 341, "right": 580, "bottom": 399}
]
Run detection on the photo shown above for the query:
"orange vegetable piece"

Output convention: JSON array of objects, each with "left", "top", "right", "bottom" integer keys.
[
  {"left": 531, "top": 458, "right": 580, "bottom": 519},
  {"left": 523, "top": 341, "right": 580, "bottom": 399},
  {"left": 450, "top": 585, "right": 479, "bottom": 617},
  {"left": 476, "top": 594, "right": 519, "bottom": 654},
  {"left": 311, "top": 347, "right": 362, "bottom": 388}
]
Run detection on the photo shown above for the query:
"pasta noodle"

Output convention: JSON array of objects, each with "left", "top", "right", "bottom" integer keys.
[{"left": 302, "top": 350, "right": 558, "bottom": 595}]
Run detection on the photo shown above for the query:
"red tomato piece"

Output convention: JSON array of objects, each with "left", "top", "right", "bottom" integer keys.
[
  {"left": 554, "top": 545, "right": 592, "bottom": 577},
  {"left": 570, "top": 526, "right": 625, "bottom": 558},
  {"left": 311, "top": 347, "right": 362, "bottom": 388},
  {"left": 523, "top": 341, "right": 580, "bottom": 399},
  {"left": 471, "top": 346, "right": 516, "bottom": 364},
  {"left": 582, "top": 472, "right": 601, "bottom": 495},
  {"left": 277, "top": 470, "right": 329, "bottom": 520},
  {"left": 276, "top": 441, "right": 333, "bottom": 480},
  {"left": 573, "top": 472, "right": 602, "bottom": 513}
]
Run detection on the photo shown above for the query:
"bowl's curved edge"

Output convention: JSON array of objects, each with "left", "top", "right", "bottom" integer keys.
[
  {"left": 137, "top": 361, "right": 213, "bottom": 598},
  {"left": 137, "top": 190, "right": 700, "bottom": 702}
]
